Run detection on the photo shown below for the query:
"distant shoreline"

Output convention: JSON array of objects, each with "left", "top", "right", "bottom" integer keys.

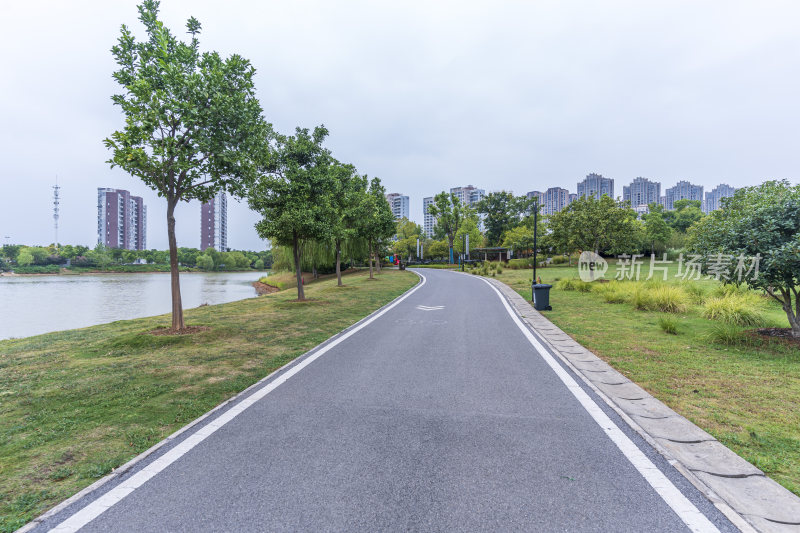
[{"left": 0, "top": 268, "right": 264, "bottom": 277}]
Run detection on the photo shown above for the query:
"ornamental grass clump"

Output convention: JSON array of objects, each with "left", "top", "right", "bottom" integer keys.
[
  {"left": 658, "top": 315, "right": 679, "bottom": 335},
  {"left": 555, "top": 278, "right": 594, "bottom": 292},
  {"left": 595, "top": 281, "right": 636, "bottom": 304},
  {"left": 633, "top": 285, "right": 690, "bottom": 313},
  {"left": 701, "top": 292, "right": 767, "bottom": 327},
  {"left": 706, "top": 323, "right": 752, "bottom": 346}
]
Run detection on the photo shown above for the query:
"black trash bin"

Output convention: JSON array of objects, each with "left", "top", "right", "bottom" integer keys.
[{"left": 532, "top": 283, "right": 552, "bottom": 311}]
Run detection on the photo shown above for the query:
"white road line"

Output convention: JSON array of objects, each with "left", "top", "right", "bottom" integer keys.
[
  {"left": 478, "top": 278, "right": 720, "bottom": 533},
  {"left": 48, "top": 272, "right": 427, "bottom": 533}
]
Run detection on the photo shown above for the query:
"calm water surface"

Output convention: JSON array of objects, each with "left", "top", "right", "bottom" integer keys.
[{"left": 0, "top": 271, "right": 266, "bottom": 340}]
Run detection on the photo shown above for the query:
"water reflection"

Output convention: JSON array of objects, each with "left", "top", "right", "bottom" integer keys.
[{"left": 0, "top": 271, "right": 266, "bottom": 340}]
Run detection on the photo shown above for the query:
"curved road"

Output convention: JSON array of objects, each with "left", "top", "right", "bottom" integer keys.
[{"left": 38, "top": 269, "right": 737, "bottom": 532}]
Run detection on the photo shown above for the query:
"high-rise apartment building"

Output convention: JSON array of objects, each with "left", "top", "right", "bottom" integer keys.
[
  {"left": 450, "top": 185, "right": 485, "bottom": 207},
  {"left": 385, "top": 193, "right": 410, "bottom": 220},
  {"left": 97, "top": 188, "right": 147, "bottom": 250},
  {"left": 663, "top": 181, "right": 703, "bottom": 211},
  {"left": 526, "top": 190, "right": 545, "bottom": 210},
  {"left": 200, "top": 192, "right": 228, "bottom": 251},
  {"left": 704, "top": 184, "right": 736, "bottom": 214},
  {"left": 543, "top": 187, "right": 570, "bottom": 216},
  {"left": 423, "top": 196, "right": 435, "bottom": 237},
  {"left": 623, "top": 177, "right": 661, "bottom": 211},
  {"left": 568, "top": 193, "right": 577, "bottom": 205},
  {"left": 577, "top": 173, "right": 614, "bottom": 200}
]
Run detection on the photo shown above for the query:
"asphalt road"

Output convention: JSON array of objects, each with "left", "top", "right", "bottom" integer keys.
[{"left": 38, "top": 269, "right": 737, "bottom": 532}]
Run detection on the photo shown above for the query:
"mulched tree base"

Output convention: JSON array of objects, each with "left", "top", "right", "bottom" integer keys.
[
  {"left": 754, "top": 328, "right": 800, "bottom": 347},
  {"left": 148, "top": 326, "right": 210, "bottom": 336}
]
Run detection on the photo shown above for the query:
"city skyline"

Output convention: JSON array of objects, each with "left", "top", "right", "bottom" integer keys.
[{"left": 1, "top": 2, "right": 799, "bottom": 248}]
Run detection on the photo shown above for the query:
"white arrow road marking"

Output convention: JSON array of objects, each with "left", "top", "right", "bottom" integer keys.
[{"left": 416, "top": 305, "right": 445, "bottom": 311}]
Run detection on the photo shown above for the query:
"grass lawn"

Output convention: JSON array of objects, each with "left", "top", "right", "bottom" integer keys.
[
  {"left": 482, "top": 260, "right": 800, "bottom": 496},
  {"left": 0, "top": 269, "right": 417, "bottom": 532}
]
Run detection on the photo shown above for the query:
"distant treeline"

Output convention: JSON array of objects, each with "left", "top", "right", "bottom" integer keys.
[{"left": 0, "top": 244, "right": 272, "bottom": 273}]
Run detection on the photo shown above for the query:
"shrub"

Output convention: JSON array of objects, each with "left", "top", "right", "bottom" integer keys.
[
  {"left": 633, "top": 285, "right": 689, "bottom": 313},
  {"left": 551, "top": 255, "right": 569, "bottom": 265},
  {"left": 506, "top": 258, "right": 532, "bottom": 270},
  {"left": 658, "top": 315, "right": 679, "bottom": 334},
  {"left": 496, "top": 264, "right": 503, "bottom": 274},
  {"left": 701, "top": 293, "right": 767, "bottom": 326}
]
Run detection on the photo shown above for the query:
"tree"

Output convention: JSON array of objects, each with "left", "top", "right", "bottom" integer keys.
[
  {"left": 105, "top": 1, "right": 269, "bottom": 330},
  {"left": 17, "top": 248, "right": 33, "bottom": 266},
  {"left": 355, "top": 177, "right": 396, "bottom": 278},
  {"left": 248, "top": 126, "right": 335, "bottom": 300},
  {"left": 690, "top": 181, "right": 800, "bottom": 338},
  {"left": 547, "top": 195, "right": 639, "bottom": 257},
  {"left": 254, "top": 258, "right": 265, "bottom": 270},
  {"left": 426, "top": 240, "right": 450, "bottom": 261},
  {"left": 330, "top": 162, "right": 366, "bottom": 286},
  {"left": 196, "top": 254, "right": 214, "bottom": 270},
  {"left": 396, "top": 218, "right": 423, "bottom": 240},
  {"left": 477, "top": 191, "right": 533, "bottom": 246},
  {"left": 428, "top": 191, "right": 470, "bottom": 263},
  {"left": 644, "top": 210, "right": 672, "bottom": 254},
  {"left": 670, "top": 199, "right": 704, "bottom": 233},
  {"left": 454, "top": 217, "right": 483, "bottom": 256}
]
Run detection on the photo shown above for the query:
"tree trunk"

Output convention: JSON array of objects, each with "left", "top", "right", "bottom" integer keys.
[
  {"left": 293, "top": 234, "right": 304, "bottom": 300},
  {"left": 369, "top": 246, "right": 374, "bottom": 279},
  {"left": 448, "top": 234, "right": 455, "bottom": 264},
  {"left": 335, "top": 239, "right": 342, "bottom": 286},
  {"left": 312, "top": 264, "right": 318, "bottom": 279},
  {"left": 787, "top": 297, "right": 799, "bottom": 338},
  {"left": 166, "top": 200, "right": 184, "bottom": 330}
]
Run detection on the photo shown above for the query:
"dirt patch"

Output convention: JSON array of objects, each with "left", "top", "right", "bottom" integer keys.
[
  {"left": 148, "top": 326, "right": 210, "bottom": 336},
  {"left": 252, "top": 281, "right": 280, "bottom": 295},
  {"left": 752, "top": 328, "right": 800, "bottom": 348}
]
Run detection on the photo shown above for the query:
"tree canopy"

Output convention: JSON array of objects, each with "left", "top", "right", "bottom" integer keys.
[
  {"left": 690, "top": 180, "right": 800, "bottom": 337},
  {"left": 248, "top": 126, "right": 336, "bottom": 299},
  {"left": 477, "top": 191, "right": 533, "bottom": 246},
  {"left": 105, "top": 0, "right": 270, "bottom": 329}
]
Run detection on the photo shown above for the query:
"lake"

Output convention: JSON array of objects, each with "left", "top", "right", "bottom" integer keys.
[{"left": 0, "top": 271, "right": 266, "bottom": 340}]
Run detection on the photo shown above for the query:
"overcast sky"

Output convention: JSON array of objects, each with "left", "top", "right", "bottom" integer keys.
[{"left": 1, "top": 0, "right": 798, "bottom": 250}]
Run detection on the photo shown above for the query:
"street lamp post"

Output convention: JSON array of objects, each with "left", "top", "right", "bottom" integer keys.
[{"left": 532, "top": 199, "right": 539, "bottom": 302}]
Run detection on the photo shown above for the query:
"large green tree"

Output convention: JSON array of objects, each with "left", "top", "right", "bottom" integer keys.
[
  {"left": 428, "top": 192, "right": 470, "bottom": 263},
  {"left": 644, "top": 210, "right": 672, "bottom": 254},
  {"left": 330, "top": 163, "right": 367, "bottom": 286},
  {"left": 356, "top": 178, "right": 396, "bottom": 278},
  {"left": 477, "top": 191, "right": 533, "bottom": 246},
  {"left": 105, "top": 1, "right": 269, "bottom": 329},
  {"left": 690, "top": 181, "right": 800, "bottom": 338},
  {"left": 547, "top": 195, "right": 639, "bottom": 256},
  {"left": 248, "top": 126, "right": 335, "bottom": 300},
  {"left": 669, "top": 199, "right": 705, "bottom": 233}
]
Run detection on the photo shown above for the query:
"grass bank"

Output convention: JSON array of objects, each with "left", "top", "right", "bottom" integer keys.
[
  {"left": 0, "top": 269, "right": 417, "bottom": 532},
  {"left": 482, "top": 261, "right": 800, "bottom": 496}
]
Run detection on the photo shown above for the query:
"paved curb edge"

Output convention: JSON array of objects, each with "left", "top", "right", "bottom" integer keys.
[
  {"left": 483, "top": 276, "right": 800, "bottom": 533},
  {"left": 16, "top": 271, "right": 424, "bottom": 533}
]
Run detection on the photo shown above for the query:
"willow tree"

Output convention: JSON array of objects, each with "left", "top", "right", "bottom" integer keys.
[
  {"left": 248, "top": 126, "right": 336, "bottom": 300},
  {"left": 105, "top": 1, "right": 269, "bottom": 330}
]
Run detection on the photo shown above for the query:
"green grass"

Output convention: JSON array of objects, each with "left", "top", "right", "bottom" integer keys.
[
  {"left": 0, "top": 269, "right": 417, "bottom": 532},
  {"left": 485, "top": 259, "right": 800, "bottom": 496}
]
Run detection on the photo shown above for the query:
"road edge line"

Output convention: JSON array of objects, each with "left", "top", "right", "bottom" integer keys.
[
  {"left": 19, "top": 270, "right": 426, "bottom": 533},
  {"left": 474, "top": 275, "right": 721, "bottom": 533}
]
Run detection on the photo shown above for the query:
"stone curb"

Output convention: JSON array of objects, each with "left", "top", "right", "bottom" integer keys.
[{"left": 486, "top": 277, "right": 800, "bottom": 533}]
